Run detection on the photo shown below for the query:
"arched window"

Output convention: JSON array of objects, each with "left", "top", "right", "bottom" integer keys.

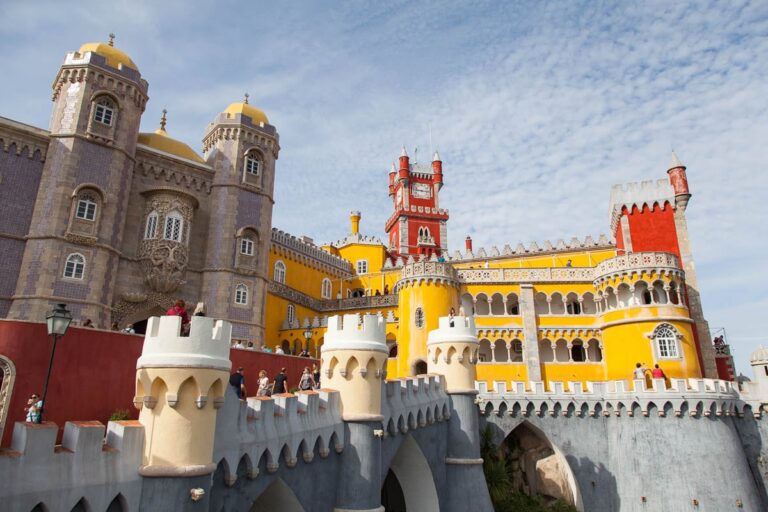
[
  {"left": 571, "top": 339, "right": 586, "bottom": 362},
  {"left": 144, "top": 211, "right": 158, "bottom": 239},
  {"left": 539, "top": 339, "right": 554, "bottom": 363},
  {"left": 287, "top": 304, "right": 295, "bottom": 324},
  {"left": 240, "top": 237, "right": 254, "bottom": 256},
  {"left": 490, "top": 293, "right": 505, "bottom": 315},
  {"left": 414, "top": 307, "right": 424, "bottom": 328},
  {"left": 76, "top": 193, "right": 98, "bottom": 221},
  {"left": 475, "top": 294, "right": 490, "bottom": 316},
  {"left": 163, "top": 211, "right": 184, "bottom": 242},
  {"left": 669, "top": 281, "right": 680, "bottom": 305},
  {"left": 565, "top": 292, "right": 581, "bottom": 314},
  {"left": 235, "top": 284, "right": 248, "bottom": 305},
  {"left": 506, "top": 293, "right": 519, "bottom": 315},
  {"left": 653, "top": 324, "right": 680, "bottom": 359},
  {"left": 93, "top": 98, "right": 115, "bottom": 125},
  {"left": 64, "top": 253, "right": 85, "bottom": 279},
  {"left": 321, "top": 278, "right": 332, "bottom": 299},
  {"left": 356, "top": 260, "right": 368, "bottom": 275},
  {"left": 274, "top": 261, "right": 286, "bottom": 283},
  {"left": 478, "top": 339, "right": 492, "bottom": 362},
  {"left": 550, "top": 293, "right": 565, "bottom": 315},
  {"left": 245, "top": 153, "right": 261, "bottom": 176},
  {"left": 510, "top": 340, "right": 523, "bottom": 362}
]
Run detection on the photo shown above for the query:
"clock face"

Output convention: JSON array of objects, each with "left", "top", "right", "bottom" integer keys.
[
  {"left": 396, "top": 187, "right": 403, "bottom": 204},
  {"left": 411, "top": 182, "right": 431, "bottom": 199}
]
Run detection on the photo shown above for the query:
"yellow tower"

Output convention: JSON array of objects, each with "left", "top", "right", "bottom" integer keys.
[
  {"left": 395, "top": 259, "right": 460, "bottom": 376},
  {"left": 349, "top": 210, "right": 361, "bottom": 235},
  {"left": 321, "top": 313, "right": 388, "bottom": 421},
  {"left": 133, "top": 315, "right": 231, "bottom": 476}
]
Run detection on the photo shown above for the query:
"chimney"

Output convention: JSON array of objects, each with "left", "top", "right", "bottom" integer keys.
[{"left": 465, "top": 236, "right": 473, "bottom": 252}]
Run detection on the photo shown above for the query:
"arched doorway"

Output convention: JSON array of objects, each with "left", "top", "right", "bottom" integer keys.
[
  {"left": 491, "top": 422, "right": 582, "bottom": 510},
  {"left": 251, "top": 478, "right": 304, "bottom": 512},
  {"left": 382, "top": 435, "right": 439, "bottom": 511},
  {"left": 125, "top": 305, "right": 166, "bottom": 335},
  {"left": 0, "top": 355, "right": 16, "bottom": 442},
  {"left": 411, "top": 359, "right": 427, "bottom": 376}
]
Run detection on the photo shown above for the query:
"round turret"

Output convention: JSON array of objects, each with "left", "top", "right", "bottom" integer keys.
[
  {"left": 750, "top": 346, "right": 768, "bottom": 366},
  {"left": 321, "top": 314, "right": 388, "bottom": 421},
  {"left": 427, "top": 316, "right": 479, "bottom": 393}
]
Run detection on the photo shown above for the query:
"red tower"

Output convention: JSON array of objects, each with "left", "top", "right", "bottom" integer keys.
[{"left": 385, "top": 148, "right": 449, "bottom": 259}]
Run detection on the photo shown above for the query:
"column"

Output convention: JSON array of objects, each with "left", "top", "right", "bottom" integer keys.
[{"left": 520, "top": 284, "right": 541, "bottom": 381}]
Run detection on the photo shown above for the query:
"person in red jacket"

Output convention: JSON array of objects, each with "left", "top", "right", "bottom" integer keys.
[
  {"left": 167, "top": 299, "right": 191, "bottom": 335},
  {"left": 651, "top": 364, "right": 667, "bottom": 382}
]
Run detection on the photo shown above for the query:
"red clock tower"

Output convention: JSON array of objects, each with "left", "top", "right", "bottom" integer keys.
[{"left": 384, "top": 147, "right": 449, "bottom": 259}]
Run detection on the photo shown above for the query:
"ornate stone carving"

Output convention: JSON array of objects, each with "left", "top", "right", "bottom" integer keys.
[{"left": 139, "top": 240, "right": 188, "bottom": 293}]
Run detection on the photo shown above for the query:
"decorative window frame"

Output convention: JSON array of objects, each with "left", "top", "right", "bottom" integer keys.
[
  {"left": 287, "top": 303, "right": 296, "bottom": 324},
  {"left": 414, "top": 307, "right": 425, "bottom": 329},
  {"left": 0, "top": 356, "right": 17, "bottom": 444},
  {"left": 163, "top": 211, "right": 185, "bottom": 243},
  {"left": 274, "top": 260, "right": 286, "bottom": 284},
  {"left": 647, "top": 323, "right": 683, "bottom": 360},
  {"left": 242, "top": 149, "right": 264, "bottom": 188},
  {"left": 356, "top": 259, "right": 368, "bottom": 275},
  {"left": 234, "top": 226, "right": 259, "bottom": 273},
  {"left": 67, "top": 185, "right": 105, "bottom": 242},
  {"left": 321, "top": 278, "right": 332, "bottom": 299},
  {"left": 86, "top": 93, "right": 119, "bottom": 142},
  {"left": 234, "top": 283, "right": 249, "bottom": 306},
  {"left": 63, "top": 252, "right": 87, "bottom": 280},
  {"left": 144, "top": 211, "right": 159, "bottom": 239}
]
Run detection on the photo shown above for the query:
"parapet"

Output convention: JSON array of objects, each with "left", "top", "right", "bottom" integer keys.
[
  {"left": 137, "top": 315, "right": 232, "bottom": 371},
  {"left": 381, "top": 375, "right": 450, "bottom": 435},
  {"left": 427, "top": 316, "right": 478, "bottom": 345},
  {"left": 322, "top": 314, "right": 387, "bottom": 353},
  {"left": 0, "top": 420, "right": 143, "bottom": 511},
  {"left": 608, "top": 178, "right": 676, "bottom": 231}
]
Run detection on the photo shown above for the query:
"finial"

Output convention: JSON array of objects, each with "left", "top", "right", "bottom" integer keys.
[
  {"left": 390, "top": 162, "right": 396, "bottom": 173},
  {"left": 244, "top": 92, "right": 249, "bottom": 105},
  {"left": 159, "top": 109, "right": 167, "bottom": 131},
  {"left": 400, "top": 146, "right": 408, "bottom": 157},
  {"left": 108, "top": 33, "right": 115, "bottom": 47},
  {"left": 433, "top": 149, "right": 440, "bottom": 161},
  {"left": 669, "top": 150, "right": 684, "bottom": 169}
]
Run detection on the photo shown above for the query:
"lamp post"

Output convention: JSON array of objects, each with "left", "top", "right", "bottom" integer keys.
[
  {"left": 303, "top": 327, "right": 313, "bottom": 356},
  {"left": 41, "top": 303, "right": 72, "bottom": 422}
]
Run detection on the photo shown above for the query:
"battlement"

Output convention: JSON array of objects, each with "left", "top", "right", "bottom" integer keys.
[
  {"left": 447, "top": 234, "right": 614, "bottom": 263},
  {"left": 608, "top": 178, "right": 676, "bottom": 231},
  {"left": 322, "top": 314, "right": 387, "bottom": 353},
  {"left": 212, "top": 388, "right": 345, "bottom": 483},
  {"left": 395, "top": 260, "right": 458, "bottom": 290},
  {"left": 428, "top": 316, "right": 478, "bottom": 345},
  {"left": 272, "top": 228, "right": 353, "bottom": 274},
  {"left": 0, "top": 421, "right": 143, "bottom": 511},
  {"left": 137, "top": 316, "right": 232, "bottom": 371},
  {"left": 475, "top": 378, "right": 764, "bottom": 418},
  {"left": 381, "top": 375, "right": 450, "bottom": 435}
]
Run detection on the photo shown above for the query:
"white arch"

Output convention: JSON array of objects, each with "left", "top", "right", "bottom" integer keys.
[{"left": 387, "top": 434, "right": 439, "bottom": 511}]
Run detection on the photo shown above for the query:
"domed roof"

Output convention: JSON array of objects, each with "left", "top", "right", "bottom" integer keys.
[
  {"left": 137, "top": 110, "right": 204, "bottom": 164},
  {"left": 224, "top": 95, "right": 269, "bottom": 125},
  {"left": 749, "top": 346, "right": 768, "bottom": 364},
  {"left": 78, "top": 36, "right": 137, "bottom": 71}
]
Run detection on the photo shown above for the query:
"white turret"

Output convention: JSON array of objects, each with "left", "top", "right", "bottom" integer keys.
[{"left": 427, "top": 316, "right": 479, "bottom": 394}]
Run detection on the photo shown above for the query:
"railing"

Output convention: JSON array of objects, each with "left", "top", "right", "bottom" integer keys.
[
  {"left": 457, "top": 267, "right": 594, "bottom": 284},
  {"left": 268, "top": 281, "right": 398, "bottom": 313},
  {"left": 594, "top": 252, "right": 681, "bottom": 282}
]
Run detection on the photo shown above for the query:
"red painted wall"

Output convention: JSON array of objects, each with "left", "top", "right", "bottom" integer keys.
[
  {"left": 0, "top": 320, "right": 317, "bottom": 447},
  {"left": 623, "top": 202, "right": 681, "bottom": 258},
  {"left": 715, "top": 355, "right": 735, "bottom": 381}
]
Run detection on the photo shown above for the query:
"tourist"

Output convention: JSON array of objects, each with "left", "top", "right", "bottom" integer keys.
[
  {"left": 312, "top": 364, "right": 321, "bottom": 389},
  {"left": 273, "top": 368, "right": 288, "bottom": 394},
  {"left": 375, "top": 289, "right": 381, "bottom": 296},
  {"left": 299, "top": 367, "right": 315, "bottom": 391},
  {"left": 166, "top": 299, "right": 191, "bottom": 335},
  {"left": 111, "top": 322, "right": 119, "bottom": 331},
  {"left": 256, "top": 370, "right": 270, "bottom": 397},
  {"left": 383, "top": 284, "right": 389, "bottom": 295},
  {"left": 122, "top": 324, "right": 136, "bottom": 334},
  {"left": 247, "top": 341, "right": 255, "bottom": 350},
  {"left": 449, "top": 307, "right": 456, "bottom": 327},
  {"left": 633, "top": 363, "right": 646, "bottom": 380},
  {"left": 300, "top": 348, "right": 310, "bottom": 358},
  {"left": 82, "top": 318, "right": 94, "bottom": 328},
  {"left": 275, "top": 346, "right": 285, "bottom": 355},
  {"left": 651, "top": 364, "right": 666, "bottom": 380},
  {"left": 566, "top": 259, "right": 572, "bottom": 267},
  {"left": 193, "top": 302, "right": 206, "bottom": 317},
  {"left": 25, "top": 393, "right": 42, "bottom": 423},
  {"left": 229, "top": 367, "right": 246, "bottom": 400},
  {"left": 233, "top": 340, "right": 246, "bottom": 349}
]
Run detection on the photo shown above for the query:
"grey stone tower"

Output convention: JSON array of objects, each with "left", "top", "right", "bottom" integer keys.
[
  {"left": 201, "top": 96, "right": 279, "bottom": 344},
  {"left": 9, "top": 37, "right": 148, "bottom": 325}
]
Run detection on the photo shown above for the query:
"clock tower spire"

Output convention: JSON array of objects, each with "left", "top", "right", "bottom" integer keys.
[{"left": 384, "top": 147, "right": 449, "bottom": 259}]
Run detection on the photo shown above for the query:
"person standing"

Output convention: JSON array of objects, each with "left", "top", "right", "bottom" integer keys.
[
  {"left": 273, "top": 368, "right": 288, "bottom": 394},
  {"left": 651, "top": 364, "right": 666, "bottom": 380},
  {"left": 256, "top": 370, "right": 270, "bottom": 397},
  {"left": 312, "top": 364, "right": 321, "bottom": 389},
  {"left": 229, "top": 367, "right": 246, "bottom": 400},
  {"left": 167, "top": 299, "right": 191, "bottom": 335},
  {"left": 633, "top": 363, "right": 646, "bottom": 380},
  {"left": 299, "top": 367, "right": 315, "bottom": 391}
]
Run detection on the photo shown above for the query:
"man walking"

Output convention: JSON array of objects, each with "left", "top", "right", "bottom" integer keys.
[
  {"left": 273, "top": 368, "right": 288, "bottom": 394},
  {"left": 229, "top": 367, "right": 246, "bottom": 400}
]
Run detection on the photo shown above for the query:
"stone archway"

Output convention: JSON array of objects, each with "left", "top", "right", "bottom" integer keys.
[
  {"left": 250, "top": 478, "right": 304, "bottom": 512},
  {"left": 383, "top": 435, "right": 439, "bottom": 511},
  {"left": 0, "top": 354, "right": 17, "bottom": 442},
  {"left": 501, "top": 421, "right": 582, "bottom": 510},
  {"left": 411, "top": 359, "right": 428, "bottom": 376}
]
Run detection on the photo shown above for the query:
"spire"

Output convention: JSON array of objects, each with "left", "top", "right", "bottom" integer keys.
[
  {"left": 390, "top": 162, "right": 396, "bottom": 173},
  {"left": 669, "top": 150, "right": 685, "bottom": 170},
  {"left": 108, "top": 33, "right": 115, "bottom": 47},
  {"left": 432, "top": 150, "right": 440, "bottom": 162},
  {"left": 158, "top": 109, "right": 168, "bottom": 132},
  {"left": 400, "top": 146, "right": 408, "bottom": 157},
  {"left": 243, "top": 92, "right": 249, "bottom": 105}
]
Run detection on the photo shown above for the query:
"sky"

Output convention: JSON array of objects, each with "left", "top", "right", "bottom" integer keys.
[{"left": 1, "top": 0, "right": 766, "bottom": 374}]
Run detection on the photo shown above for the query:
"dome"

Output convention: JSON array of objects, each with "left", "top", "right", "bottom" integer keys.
[
  {"left": 78, "top": 41, "right": 137, "bottom": 71},
  {"left": 138, "top": 111, "right": 204, "bottom": 163},
  {"left": 749, "top": 346, "right": 768, "bottom": 365},
  {"left": 224, "top": 101, "right": 269, "bottom": 125}
]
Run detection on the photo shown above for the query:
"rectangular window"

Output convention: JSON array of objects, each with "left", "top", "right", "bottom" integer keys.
[
  {"left": 145, "top": 215, "right": 158, "bottom": 239},
  {"left": 240, "top": 238, "right": 254, "bottom": 255},
  {"left": 76, "top": 200, "right": 96, "bottom": 221},
  {"left": 164, "top": 217, "right": 182, "bottom": 242},
  {"left": 657, "top": 338, "right": 679, "bottom": 358},
  {"left": 235, "top": 286, "right": 248, "bottom": 305},
  {"left": 356, "top": 260, "right": 368, "bottom": 275},
  {"left": 94, "top": 104, "right": 113, "bottom": 125}
]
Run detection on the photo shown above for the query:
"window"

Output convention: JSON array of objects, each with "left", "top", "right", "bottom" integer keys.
[
  {"left": 654, "top": 324, "right": 680, "bottom": 358},
  {"left": 64, "top": 253, "right": 85, "bottom": 279},
  {"left": 163, "top": 211, "right": 183, "bottom": 242},
  {"left": 76, "top": 194, "right": 97, "bottom": 221},
  {"left": 274, "top": 261, "right": 286, "bottom": 283},
  {"left": 93, "top": 99, "right": 115, "bottom": 125},
  {"left": 144, "top": 212, "right": 158, "bottom": 239},
  {"left": 240, "top": 237, "right": 254, "bottom": 256},
  {"left": 235, "top": 284, "right": 248, "bottom": 305},
  {"left": 321, "top": 278, "right": 332, "bottom": 299},
  {"left": 415, "top": 307, "right": 424, "bottom": 328},
  {"left": 287, "top": 304, "right": 295, "bottom": 324},
  {"left": 356, "top": 260, "right": 368, "bottom": 275},
  {"left": 245, "top": 153, "right": 261, "bottom": 176}
]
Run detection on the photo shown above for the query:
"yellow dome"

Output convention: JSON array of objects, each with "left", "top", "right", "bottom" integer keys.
[
  {"left": 138, "top": 128, "right": 204, "bottom": 164},
  {"left": 224, "top": 102, "right": 270, "bottom": 125},
  {"left": 78, "top": 42, "right": 137, "bottom": 71}
]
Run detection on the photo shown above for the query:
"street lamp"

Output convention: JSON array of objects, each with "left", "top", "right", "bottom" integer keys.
[
  {"left": 303, "top": 327, "right": 313, "bottom": 355},
  {"left": 41, "top": 303, "right": 72, "bottom": 422}
]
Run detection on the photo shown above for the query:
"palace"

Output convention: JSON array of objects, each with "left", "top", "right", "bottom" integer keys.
[{"left": 0, "top": 38, "right": 733, "bottom": 388}]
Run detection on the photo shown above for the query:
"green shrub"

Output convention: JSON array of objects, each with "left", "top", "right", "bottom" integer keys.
[{"left": 109, "top": 409, "right": 131, "bottom": 421}]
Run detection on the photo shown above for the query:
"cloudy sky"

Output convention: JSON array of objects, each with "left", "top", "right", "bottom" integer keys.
[{"left": 1, "top": 1, "right": 766, "bottom": 373}]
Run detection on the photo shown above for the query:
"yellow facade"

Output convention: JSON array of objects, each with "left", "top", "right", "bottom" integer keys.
[{"left": 261, "top": 214, "right": 704, "bottom": 390}]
